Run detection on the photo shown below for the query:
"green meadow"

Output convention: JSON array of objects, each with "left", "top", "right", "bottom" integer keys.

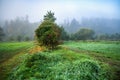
[{"left": 0, "top": 41, "right": 120, "bottom": 80}]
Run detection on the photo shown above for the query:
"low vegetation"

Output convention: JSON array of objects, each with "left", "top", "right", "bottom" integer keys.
[
  {"left": 0, "top": 41, "right": 120, "bottom": 80},
  {"left": 9, "top": 49, "right": 112, "bottom": 80},
  {"left": 0, "top": 42, "right": 33, "bottom": 62},
  {"left": 62, "top": 41, "right": 120, "bottom": 60},
  {"left": 0, "top": 42, "right": 34, "bottom": 80},
  {"left": 0, "top": 12, "right": 120, "bottom": 79}
]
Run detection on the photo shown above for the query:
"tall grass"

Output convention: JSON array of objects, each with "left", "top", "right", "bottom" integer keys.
[{"left": 9, "top": 49, "right": 112, "bottom": 80}]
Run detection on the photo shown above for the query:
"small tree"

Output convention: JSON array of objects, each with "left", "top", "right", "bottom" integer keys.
[
  {"left": 44, "top": 11, "right": 56, "bottom": 22},
  {"left": 74, "top": 28, "right": 95, "bottom": 40},
  {"left": 0, "top": 27, "right": 5, "bottom": 41},
  {"left": 35, "top": 11, "right": 60, "bottom": 49},
  {"left": 60, "top": 26, "right": 69, "bottom": 40}
]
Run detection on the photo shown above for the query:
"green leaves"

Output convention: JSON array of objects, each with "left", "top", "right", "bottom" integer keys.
[
  {"left": 44, "top": 11, "right": 56, "bottom": 22},
  {"left": 35, "top": 19, "right": 60, "bottom": 50},
  {"left": 73, "top": 28, "right": 95, "bottom": 40}
]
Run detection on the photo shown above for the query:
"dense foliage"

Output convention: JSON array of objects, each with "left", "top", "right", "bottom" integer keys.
[
  {"left": 71, "top": 28, "right": 95, "bottom": 40},
  {"left": 35, "top": 21, "right": 60, "bottom": 49},
  {"left": 44, "top": 11, "right": 56, "bottom": 22},
  {"left": 35, "top": 11, "right": 60, "bottom": 49},
  {"left": 0, "top": 27, "right": 5, "bottom": 41},
  {"left": 60, "top": 26, "right": 69, "bottom": 40}
]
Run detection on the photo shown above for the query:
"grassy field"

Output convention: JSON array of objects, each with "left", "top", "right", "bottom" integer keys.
[
  {"left": 0, "top": 42, "right": 34, "bottom": 80},
  {"left": 62, "top": 41, "right": 120, "bottom": 60},
  {"left": 62, "top": 41, "right": 120, "bottom": 80},
  {"left": 0, "top": 41, "right": 120, "bottom": 80},
  {"left": 0, "top": 42, "right": 33, "bottom": 63}
]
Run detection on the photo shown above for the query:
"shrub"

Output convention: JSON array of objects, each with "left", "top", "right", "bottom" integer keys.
[
  {"left": 35, "top": 21, "right": 60, "bottom": 49},
  {"left": 35, "top": 11, "right": 61, "bottom": 50}
]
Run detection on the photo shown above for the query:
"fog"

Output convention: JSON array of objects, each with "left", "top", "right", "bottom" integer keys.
[
  {"left": 0, "top": 0, "right": 120, "bottom": 41},
  {"left": 0, "top": 0, "right": 120, "bottom": 23}
]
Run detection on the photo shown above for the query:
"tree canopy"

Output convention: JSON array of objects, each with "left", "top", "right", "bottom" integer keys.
[
  {"left": 73, "top": 28, "right": 95, "bottom": 40},
  {"left": 0, "top": 27, "right": 5, "bottom": 41},
  {"left": 35, "top": 11, "right": 60, "bottom": 49},
  {"left": 44, "top": 11, "right": 56, "bottom": 22},
  {"left": 60, "top": 26, "right": 69, "bottom": 40}
]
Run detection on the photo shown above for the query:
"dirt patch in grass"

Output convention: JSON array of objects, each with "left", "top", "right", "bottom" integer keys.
[
  {"left": 0, "top": 48, "right": 29, "bottom": 80},
  {"left": 29, "top": 46, "right": 45, "bottom": 54}
]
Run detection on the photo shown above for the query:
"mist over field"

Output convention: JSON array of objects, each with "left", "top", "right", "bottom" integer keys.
[
  {"left": 0, "top": 0, "right": 120, "bottom": 80},
  {"left": 0, "top": 0, "right": 120, "bottom": 41},
  {"left": 0, "top": 0, "right": 120, "bottom": 22}
]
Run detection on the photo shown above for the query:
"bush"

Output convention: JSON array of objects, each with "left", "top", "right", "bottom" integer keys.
[
  {"left": 35, "top": 20, "right": 60, "bottom": 49},
  {"left": 35, "top": 11, "right": 61, "bottom": 50}
]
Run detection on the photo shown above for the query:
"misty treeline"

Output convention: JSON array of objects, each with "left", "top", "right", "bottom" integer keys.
[
  {"left": 0, "top": 17, "right": 120, "bottom": 42},
  {"left": 0, "top": 16, "right": 39, "bottom": 41},
  {"left": 61, "top": 18, "right": 120, "bottom": 41}
]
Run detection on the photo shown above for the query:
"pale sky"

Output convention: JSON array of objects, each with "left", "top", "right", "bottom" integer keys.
[{"left": 0, "top": 0, "right": 120, "bottom": 23}]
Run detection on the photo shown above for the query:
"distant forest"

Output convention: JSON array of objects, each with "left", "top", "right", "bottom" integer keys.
[{"left": 0, "top": 17, "right": 120, "bottom": 41}]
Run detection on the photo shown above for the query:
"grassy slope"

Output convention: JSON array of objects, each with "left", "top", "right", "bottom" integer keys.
[{"left": 0, "top": 42, "right": 34, "bottom": 80}]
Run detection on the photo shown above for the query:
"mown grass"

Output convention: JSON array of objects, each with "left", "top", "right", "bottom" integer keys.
[
  {"left": 0, "top": 42, "right": 33, "bottom": 62},
  {"left": 62, "top": 41, "right": 120, "bottom": 80},
  {"left": 0, "top": 42, "right": 34, "bottom": 80},
  {"left": 0, "top": 41, "right": 119, "bottom": 80},
  {"left": 62, "top": 41, "right": 120, "bottom": 60},
  {"left": 9, "top": 49, "right": 112, "bottom": 80}
]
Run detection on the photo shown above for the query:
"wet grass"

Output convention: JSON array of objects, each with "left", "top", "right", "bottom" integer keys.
[
  {"left": 0, "top": 41, "right": 120, "bottom": 80},
  {"left": 62, "top": 41, "right": 120, "bottom": 80},
  {"left": 9, "top": 49, "right": 112, "bottom": 80},
  {"left": 62, "top": 41, "right": 120, "bottom": 60},
  {"left": 0, "top": 42, "right": 33, "bottom": 62},
  {"left": 0, "top": 42, "right": 34, "bottom": 80}
]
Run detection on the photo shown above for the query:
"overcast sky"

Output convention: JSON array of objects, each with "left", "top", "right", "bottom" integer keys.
[{"left": 0, "top": 0, "right": 120, "bottom": 23}]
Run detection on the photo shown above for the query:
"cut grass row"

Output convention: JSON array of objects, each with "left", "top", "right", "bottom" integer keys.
[
  {"left": 0, "top": 42, "right": 34, "bottom": 80},
  {"left": 0, "top": 42, "right": 34, "bottom": 63},
  {"left": 62, "top": 41, "right": 120, "bottom": 60}
]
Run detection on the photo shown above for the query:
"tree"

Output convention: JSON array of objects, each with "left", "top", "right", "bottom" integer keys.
[
  {"left": 74, "top": 28, "right": 95, "bottom": 40},
  {"left": 60, "top": 26, "right": 69, "bottom": 40},
  {"left": 17, "top": 35, "right": 22, "bottom": 42},
  {"left": 96, "top": 34, "right": 110, "bottom": 40},
  {"left": 44, "top": 11, "right": 56, "bottom": 22},
  {"left": 3, "top": 16, "right": 37, "bottom": 41},
  {"left": 35, "top": 11, "right": 60, "bottom": 49},
  {"left": 69, "top": 19, "right": 80, "bottom": 33},
  {"left": 0, "top": 27, "right": 5, "bottom": 41}
]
